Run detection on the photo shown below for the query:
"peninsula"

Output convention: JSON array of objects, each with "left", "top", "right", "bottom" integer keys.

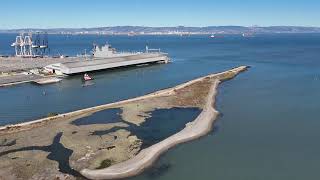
[{"left": 0, "top": 66, "right": 248, "bottom": 180}]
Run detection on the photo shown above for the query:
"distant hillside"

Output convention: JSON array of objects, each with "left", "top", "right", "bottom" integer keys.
[{"left": 1, "top": 26, "right": 320, "bottom": 34}]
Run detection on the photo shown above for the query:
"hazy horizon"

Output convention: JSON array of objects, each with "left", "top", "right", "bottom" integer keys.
[
  {"left": 1, "top": 25, "right": 320, "bottom": 30},
  {"left": 1, "top": 0, "right": 319, "bottom": 29}
]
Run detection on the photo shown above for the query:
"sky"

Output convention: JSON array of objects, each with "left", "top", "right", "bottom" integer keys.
[{"left": 0, "top": 0, "right": 319, "bottom": 29}]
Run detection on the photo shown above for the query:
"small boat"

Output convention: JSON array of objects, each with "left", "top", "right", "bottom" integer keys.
[
  {"left": 242, "top": 33, "right": 255, "bottom": 37},
  {"left": 210, "top": 34, "right": 215, "bottom": 38},
  {"left": 83, "top": 73, "right": 93, "bottom": 81}
]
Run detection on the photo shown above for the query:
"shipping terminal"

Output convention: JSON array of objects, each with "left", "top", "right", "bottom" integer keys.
[{"left": 0, "top": 33, "right": 170, "bottom": 86}]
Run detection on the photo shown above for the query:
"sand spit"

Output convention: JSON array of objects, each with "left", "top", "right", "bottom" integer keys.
[
  {"left": 0, "top": 66, "right": 247, "bottom": 134},
  {"left": 0, "top": 66, "right": 248, "bottom": 179},
  {"left": 80, "top": 66, "right": 248, "bottom": 179},
  {"left": 81, "top": 80, "right": 220, "bottom": 179}
]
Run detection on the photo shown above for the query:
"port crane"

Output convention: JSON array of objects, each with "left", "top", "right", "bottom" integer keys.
[{"left": 11, "top": 32, "right": 49, "bottom": 57}]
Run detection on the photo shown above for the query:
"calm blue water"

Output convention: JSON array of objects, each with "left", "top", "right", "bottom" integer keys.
[
  {"left": 1, "top": 33, "right": 320, "bottom": 179},
  {"left": 90, "top": 107, "right": 201, "bottom": 149},
  {"left": 70, "top": 108, "right": 122, "bottom": 126}
]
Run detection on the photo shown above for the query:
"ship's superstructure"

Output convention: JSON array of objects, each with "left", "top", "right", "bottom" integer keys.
[
  {"left": 92, "top": 44, "right": 135, "bottom": 58},
  {"left": 92, "top": 44, "right": 164, "bottom": 58}
]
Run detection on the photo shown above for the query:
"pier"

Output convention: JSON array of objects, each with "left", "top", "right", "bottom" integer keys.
[
  {"left": 60, "top": 53, "right": 169, "bottom": 74},
  {"left": 0, "top": 57, "right": 74, "bottom": 86}
]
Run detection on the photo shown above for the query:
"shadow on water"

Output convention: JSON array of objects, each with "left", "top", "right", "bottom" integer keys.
[
  {"left": 71, "top": 108, "right": 122, "bottom": 126},
  {"left": 91, "top": 107, "right": 202, "bottom": 149},
  {"left": 0, "top": 132, "right": 82, "bottom": 178}
]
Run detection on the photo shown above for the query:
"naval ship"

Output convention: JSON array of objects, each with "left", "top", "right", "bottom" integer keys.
[{"left": 59, "top": 44, "right": 170, "bottom": 75}]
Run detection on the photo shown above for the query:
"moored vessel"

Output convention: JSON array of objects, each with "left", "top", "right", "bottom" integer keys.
[
  {"left": 83, "top": 73, "right": 93, "bottom": 81},
  {"left": 59, "top": 44, "right": 170, "bottom": 75}
]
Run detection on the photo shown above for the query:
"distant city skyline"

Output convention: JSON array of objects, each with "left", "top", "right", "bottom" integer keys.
[{"left": 1, "top": 0, "right": 320, "bottom": 29}]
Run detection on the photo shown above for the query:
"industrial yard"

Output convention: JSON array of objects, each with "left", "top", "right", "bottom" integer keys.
[
  {"left": 0, "top": 57, "right": 76, "bottom": 86},
  {"left": 0, "top": 33, "right": 169, "bottom": 87},
  {"left": 0, "top": 57, "right": 76, "bottom": 73}
]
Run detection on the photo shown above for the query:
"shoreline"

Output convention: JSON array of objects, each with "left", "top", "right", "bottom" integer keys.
[
  {"left": 0, "top": 66, "right": 247, "bottom": 134},
  {"left": 0, "top": 66, "right": 248, "bottom": 179},
  {"left": 81, "top": 79, "right": 221, "bottom": 179}
]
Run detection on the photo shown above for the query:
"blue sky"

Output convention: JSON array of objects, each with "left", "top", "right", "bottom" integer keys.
[{"left": 0, "top": 0, "right": 319, "bottom": 29}]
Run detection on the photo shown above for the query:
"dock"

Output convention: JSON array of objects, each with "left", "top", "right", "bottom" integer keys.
[
  {"left": 0, "top": 57, "right": 77, "bottom": 73},
  {"left": 0, "top": 74, "right": 44, "bottom": 87},
  {"left": 60, "top": 53, "right": 169, "bottom": 74},
  {"left": 0, "top": 43, "right": 170, "bottom": 86}
]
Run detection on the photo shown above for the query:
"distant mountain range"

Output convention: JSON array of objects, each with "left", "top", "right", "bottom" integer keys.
[{"left": 1, "top": 26, "right": 320, "bottom": 34}]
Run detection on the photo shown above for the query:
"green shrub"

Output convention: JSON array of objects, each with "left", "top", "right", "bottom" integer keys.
[{"left": 97, "top": 159, "right": 114, "bottom": 169}]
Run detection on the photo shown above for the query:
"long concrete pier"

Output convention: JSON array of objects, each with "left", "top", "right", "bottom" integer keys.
[{"left": 60, "top": 53, "right": 169, "bottom": 74}]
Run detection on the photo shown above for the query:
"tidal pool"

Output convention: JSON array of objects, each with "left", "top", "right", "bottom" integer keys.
[
  {"left": 91, "top": 107, "right": 202, "bottom": 148},
  {"left": 71, "top": 108, "right": 122, "bottom": 126}
]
